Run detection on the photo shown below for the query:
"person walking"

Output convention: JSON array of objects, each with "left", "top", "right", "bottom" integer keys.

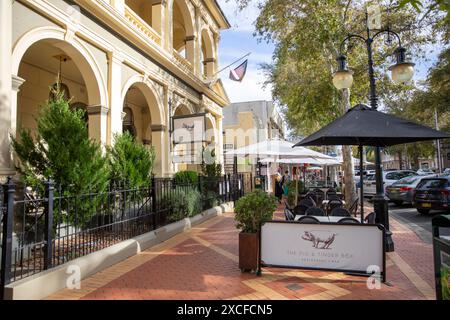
[
  {"left": 282, "top": 170, "right": 290, "bottom": 197},
  {"left": 274, "top": 172, "right": 283, "bottom": 203}
]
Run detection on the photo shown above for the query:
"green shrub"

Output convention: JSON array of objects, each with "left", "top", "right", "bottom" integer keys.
[
  {"left": 235, "top": 190, "right": 277, "bottom": 233},
  {"left": 202, "top": 191, "right": 219, "bottom": 209},
  {"left": 108, "top": 132, "right": 155, "bottom": 189},
  {"left": 163, "top": 187, "right": 202, "bottom": 222},
  {"left": 173, "top": 170, "right": 198, "bottom": 185},
  {"left": 11, "top": 89, "right": 110, "bottom": 228}
]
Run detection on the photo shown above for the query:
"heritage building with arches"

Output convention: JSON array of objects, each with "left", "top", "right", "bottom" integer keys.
[{"left": 0, "top": 0, "right": 230, "bottom": 178}]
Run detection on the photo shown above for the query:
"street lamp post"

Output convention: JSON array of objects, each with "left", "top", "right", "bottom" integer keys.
[{"left": 332, "top": 11, "right": 415, "bottom": 252}]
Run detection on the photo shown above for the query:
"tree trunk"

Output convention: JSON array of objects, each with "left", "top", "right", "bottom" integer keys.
[
  {"left": 398, "top": 151, "right": 403, "bottom": 170},
  {"left": 340, "top": 89, "right": 357, "bottom": 209}
]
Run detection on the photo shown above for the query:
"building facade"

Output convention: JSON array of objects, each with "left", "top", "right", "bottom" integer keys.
[
  {"left": 222, "top": 100, "right": 286, "bottom": 173},
  {"left": 0, "top": 0, "right": 230, "bottom": 179}
]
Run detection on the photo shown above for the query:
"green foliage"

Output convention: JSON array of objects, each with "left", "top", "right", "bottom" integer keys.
[
  {"left": 233, "top": 0, "right": 441, "bottom": 137},
  {"left": 108, "top": 132, "right": 155, "bottom": 189},
  {"left": 202, "top": 191, "right": 220, "bottom": 209},
  {"left": 11, "top": 89, "right": 110, "bottom": 228},
  {"left": 235, "top": 190, "right": 277, "bottom": 233},
  {"left": 163, "top": 187, "right": 202, "bottom": 222},
  {"left": 173, "top": 170, "right": 199, "bottom": 185},
  {"left": 200, "top": 148, "right": 223, "bottom": 195}
]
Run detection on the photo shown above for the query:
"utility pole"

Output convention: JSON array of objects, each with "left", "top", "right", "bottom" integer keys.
[{"left": 435, "top": 108, "right": 442, "bottom": 173}]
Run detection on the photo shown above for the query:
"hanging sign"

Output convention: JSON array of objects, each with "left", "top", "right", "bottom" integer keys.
[
  {"left": 172, "top": 113, "right": 206, "bottom": 144},
  {"left": 260, "top": 221, "right": 386, "bottom": 280}
]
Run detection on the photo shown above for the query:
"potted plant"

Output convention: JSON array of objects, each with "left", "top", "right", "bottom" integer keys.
[{"left": 234, "top": 190, "right": 277, "bottom": 272}]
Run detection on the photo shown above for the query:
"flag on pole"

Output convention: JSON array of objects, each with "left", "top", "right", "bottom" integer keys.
[{"left": 229, "top": 60, "right": 248, "bottom": 82}]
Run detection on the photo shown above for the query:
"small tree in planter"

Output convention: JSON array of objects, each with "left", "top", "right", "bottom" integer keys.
[{"left": 234, "top": 190, "right": 277, "bottom": 272}]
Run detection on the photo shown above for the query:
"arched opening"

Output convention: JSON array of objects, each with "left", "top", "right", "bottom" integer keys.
[
  {"left": 201, "top": 29, "right": 215, "bottom": 78},
  {"left": 16, "top": 38, "right": 101, "bottom": 139},
  {"left": 121, "top": 80, "right": 165, "bottom": 176},
  {"left": 172, "top": 0, "right": 194, "bottom": 64},
  {"left": 173, "top": 104, "right": 199, "bottom": 172},
  {"left": 122, "top": 84, "right": 155, "bottom": 146}
]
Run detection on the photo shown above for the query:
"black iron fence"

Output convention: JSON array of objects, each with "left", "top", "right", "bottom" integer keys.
[{"left": 0, "top": 173, "right": 252, "bottom": 298}]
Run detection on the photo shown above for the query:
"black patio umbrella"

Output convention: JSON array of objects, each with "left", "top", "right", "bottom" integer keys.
[{"left": 294, "top": 104, "right": 450, "bottom": 224}]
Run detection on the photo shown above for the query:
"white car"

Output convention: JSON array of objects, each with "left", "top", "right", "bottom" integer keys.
[
  {"left": 362, "top": 170, "right": 417, "bottom": 197},
  {"left": 417, "top": 168, "right": 434, "bottom": 175}
]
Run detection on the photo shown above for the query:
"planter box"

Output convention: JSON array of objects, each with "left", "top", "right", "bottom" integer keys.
[{"left": 239, "top": 232, "right": 259, "bottom": 272}]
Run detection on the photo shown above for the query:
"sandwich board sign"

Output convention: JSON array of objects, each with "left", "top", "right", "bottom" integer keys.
[{"left": 260, "top": 221, "right": 386, "bottom": 281}]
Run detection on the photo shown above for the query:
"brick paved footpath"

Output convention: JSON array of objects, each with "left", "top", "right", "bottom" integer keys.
[{"left": 46, "top": 204, "right": 436, "bottom": 300}]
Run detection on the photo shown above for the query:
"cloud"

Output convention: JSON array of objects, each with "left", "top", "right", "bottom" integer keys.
[
  {"left": 220, "top": 66, "right": 273, "bottom": 103},
  {"left": 217, "top": 0, "right": 261, "bottom": 33}
]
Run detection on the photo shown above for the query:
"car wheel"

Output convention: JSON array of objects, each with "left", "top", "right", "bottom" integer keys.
[
  {"left": 417, "top": 209, "right": 430, "bottom": 215},
  {"left": 393, "top": 201, "right": 403, "bottom": 206}
]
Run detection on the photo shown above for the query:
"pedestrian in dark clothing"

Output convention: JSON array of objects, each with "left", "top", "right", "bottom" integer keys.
[{"left": 275, "top": 173, "right": 283, "bottom": 203}]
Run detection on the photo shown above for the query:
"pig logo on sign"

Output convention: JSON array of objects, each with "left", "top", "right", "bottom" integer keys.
[{"left": 301, "top": 231, "right": 337, "bottom": 249}]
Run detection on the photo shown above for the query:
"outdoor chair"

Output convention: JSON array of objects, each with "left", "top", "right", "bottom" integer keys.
[
  {"left": 338, "top": 217, "right": 360, "bottom": 224},
  {"left": 297, "top": 216, "right": 320, "bottom": 224},
  {"left": 348, "top": 198, "right": 359, "bottom": 217},
  {"left": 330, "top": 207, "right": 351, "bottom": 217},
  {"left": 284, "top": 207, "right": 295, "bottom": 221},
  {"left": 305, "top": 207, "right": 326, "bottom": 216},
  {"left": 327, "top": 194, "right": 340, "bottom": 201},
  {"left": 364, "top": 212, "right": 376, "bottom": 224},
  {"left": 326, "top": 199, "right": 343, "bottom": 215},
  {"left": 293, "top": 204, "right": 309, "bottom": 216},
  {"left": 299, "top": 198, "right": 316, "bottom": 208},
  {"left": 312, "top": 189, "right": 325, "bottom": 204}
]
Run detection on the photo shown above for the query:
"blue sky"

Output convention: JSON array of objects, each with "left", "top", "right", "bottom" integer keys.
[
  {"left": 216, "top": 0, "right": 440, "bottom": 104},
  {"left": 217, "top": 0, "right": 275, "bottom": 102}
]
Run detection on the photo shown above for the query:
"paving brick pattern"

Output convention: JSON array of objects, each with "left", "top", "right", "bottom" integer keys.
[{"left": 46, "top": 204, "right": 436, "bottom": 300}]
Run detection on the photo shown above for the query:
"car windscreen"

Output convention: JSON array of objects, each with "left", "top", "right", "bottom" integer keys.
[
  {"left": 392, "top": 176, "right": 420, "bottom": 185},
  {"left": 386, "top": 171, "right": 416, "bottom": 180},
  {"left": 416, "top": 179, "right": 449, "bottom": 189}
]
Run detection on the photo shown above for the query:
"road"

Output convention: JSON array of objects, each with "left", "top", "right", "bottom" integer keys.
[{"left": 388, "top": 203, "right": 450, "bottom": 244}]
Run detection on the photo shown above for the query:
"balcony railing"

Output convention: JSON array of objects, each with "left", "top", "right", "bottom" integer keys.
[
  {"left": 124, "top": 5, "right": 161, "bottom": 46},
  {"left": 173, "top": 50, "right": 194, "bottom": 72}
]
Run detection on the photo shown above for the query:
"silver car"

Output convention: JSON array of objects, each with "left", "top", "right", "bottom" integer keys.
[{"left": 386, "top": 174, "right": 437, "bottom": 205}]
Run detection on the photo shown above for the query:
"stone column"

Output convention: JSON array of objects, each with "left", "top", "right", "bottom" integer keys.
[
  {"left": 151, "top": 124, "right": 167, "bottom": 177},
  {"left": 10, "top": 75, "right": 26, "bottom": 138},
  {"left": 108, "top": 52, "right": 123, "bottom": 144},
  {"left": 213, "top": 32, "right": 220, "bottom": 75},
  {"left": 0, "top": 0, "right": 13, "bottom": 178},
  {"left": 152, "top": 1, "right": 164, "bottom": 37},
  {"left": 217, "top": 115, "right": 225, "bottom": 174},
  {"left": 185, "top": 35, "right": 197, "bottom": 72},
  {"left": 165, "top": 0, "right": 173, "bottom": 52},
  {"left": 204, "top": 58, "right": 216, "bottom": 79},
  {"left": 87, "top": 105, "right": 109, "bottom": 146}
]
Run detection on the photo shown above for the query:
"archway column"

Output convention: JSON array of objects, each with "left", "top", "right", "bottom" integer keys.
[
  {"left": 217, "top": 115, "right": 225, "bottom": 172},
  {"left": 87, "top": 105, "right": 108, "bottom": 146},
  {"left": 185, "top": 35, "right": 197, "bottom": 73},
  {"left": 0, "top": 0, "right": 13, "bottom": 178},
  {"left": 151, "top": 124, "right": 169, "bottom": 177},
  {"left": 108, "top": 52, "right": 123, "bottom": 143}
]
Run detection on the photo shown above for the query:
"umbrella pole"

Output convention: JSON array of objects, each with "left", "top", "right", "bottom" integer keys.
[{"left": 359, "top": 145, "right": 364, "bottom": 223}]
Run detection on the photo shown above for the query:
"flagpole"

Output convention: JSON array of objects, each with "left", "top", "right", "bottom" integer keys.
[{"left": 214, "top": 52, "right": 251, "bottom": 76}]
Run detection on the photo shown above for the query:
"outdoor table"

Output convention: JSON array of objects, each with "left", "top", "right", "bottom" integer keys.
[{"left": 294, "top": 215, "right": 344, "bottom": 223}]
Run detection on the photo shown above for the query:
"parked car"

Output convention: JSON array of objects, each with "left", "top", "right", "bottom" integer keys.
[
  {"left": 363, "top": 170, "right": 417, "bottom": 197},
  {"left": 443, "top": 168, "right": 450, "bottom": 175},
  {"left": 386, "top": 174, "right": 437, "bottom": 206},
  {"left": 417, "top": 168, "right": 434, "bottom": 175},
  {"left": 413, "top": 176, "right": 450, "bottom": 214}
]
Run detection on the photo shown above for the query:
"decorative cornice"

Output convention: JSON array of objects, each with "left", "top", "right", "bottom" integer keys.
[
  {"left": 87, "top": 104, "right": 109, "bottom": 115},
  {"left": 151, "top": 124, "right": 166, "bottom": 132},
  {"left": 11, "top": 75, "right": 26, "bottom": 92}
]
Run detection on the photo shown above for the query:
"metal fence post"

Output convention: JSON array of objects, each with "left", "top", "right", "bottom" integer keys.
[
  {"left": 44, "top": 178, "right": 54, "bottom": 270},
  {"left": 1, "top": 178, "right": 15, "bottom": 300},
  {"left": 151, "top": 175, "right": 157, "bottom": 230}
]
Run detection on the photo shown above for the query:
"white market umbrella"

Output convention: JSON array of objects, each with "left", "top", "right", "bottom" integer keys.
[{"left": 225, "top": 138, "right": 334, "bottom": 159}]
